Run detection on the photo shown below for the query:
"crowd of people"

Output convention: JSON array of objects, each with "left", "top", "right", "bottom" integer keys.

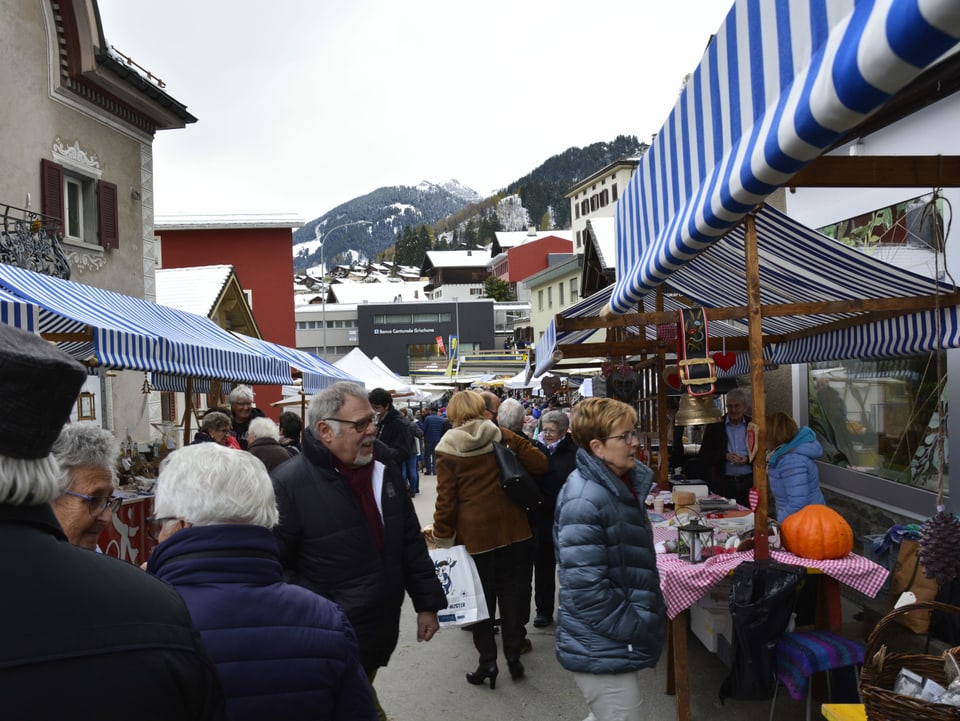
[{"left": 0, "top": 315, "right": 834, "bottom": 721}]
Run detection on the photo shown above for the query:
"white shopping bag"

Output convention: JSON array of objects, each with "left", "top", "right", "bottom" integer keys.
[{"left": 429, "top": 545, "right": 489, "bottom": 628}]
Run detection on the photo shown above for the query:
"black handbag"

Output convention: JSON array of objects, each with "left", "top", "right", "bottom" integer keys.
[{"left": 492, "top": 441, "right": 543, "bottom": 512}]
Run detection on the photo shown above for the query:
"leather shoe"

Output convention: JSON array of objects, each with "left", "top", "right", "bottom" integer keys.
[
  {"left": 518, "top": 638, "right": 532, "bottom": 655},
  {"left": 533, "top": 614, "right": 553, "bottom": 628}
]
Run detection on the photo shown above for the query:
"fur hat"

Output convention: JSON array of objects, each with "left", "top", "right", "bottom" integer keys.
[{"left": 0, "top": 323, "right": 87, "bottom": 459}]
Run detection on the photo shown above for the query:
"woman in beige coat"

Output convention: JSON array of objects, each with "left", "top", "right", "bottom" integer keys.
[{"left": 432, "top": 390, "right": 547, "bottom": 689}]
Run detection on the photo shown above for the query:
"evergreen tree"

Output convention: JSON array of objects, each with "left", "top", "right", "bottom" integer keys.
[{"left": 483, "top": 276, "right": 514, "bottom": 301}]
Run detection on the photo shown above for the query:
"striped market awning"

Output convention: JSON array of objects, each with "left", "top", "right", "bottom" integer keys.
[
  {"left": 0, "top": 287, "right": 37, "bottom": 332},
  {"left": 233, "top": 334, "right": 363, "bottom": 393},
  {"left": 612, "top": 0, "right": 960, "bottom": 314},
  {"left": 535, "top": 205, "right": 958, "bottom": 375},
  {"left": 0, "top": 263, "right": 291, "bottom": 385}
]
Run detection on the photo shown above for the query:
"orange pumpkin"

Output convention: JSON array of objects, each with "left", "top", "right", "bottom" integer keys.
[{"left": 780, "top": 504, "right": 854, "bottom": 560}]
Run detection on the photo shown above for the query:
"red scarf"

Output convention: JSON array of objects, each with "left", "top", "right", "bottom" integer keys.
[{"left": 337, "top": 462, "right": 384, "bottom": 550}]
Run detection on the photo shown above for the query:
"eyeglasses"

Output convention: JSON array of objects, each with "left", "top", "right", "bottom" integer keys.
[
  {"left": 146, "top": 516, "right": 177, "bottom": 542},
  {"left": 540, "top": 426, "right": 561, "bottom": 436},
  {"left": 63, "top": 490, "right": 122, "bottom": 516},
  {"left": 322, "top": 414, "right": 378, "bottom": 433},
  {"left": 601, "top": 428, "right": 641, "bottom": 445}
]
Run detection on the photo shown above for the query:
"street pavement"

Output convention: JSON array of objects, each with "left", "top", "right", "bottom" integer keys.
[{"left": 373, "top": 473, "right": 829, "bottom": 721}]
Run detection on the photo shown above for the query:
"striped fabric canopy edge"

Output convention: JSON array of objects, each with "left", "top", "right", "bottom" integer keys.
[
  {"left": 0, "top": 263, "right": 291, "bottom": 385},
  {"left": 612, "top": 0, "right": 960, "bottom": 314}
]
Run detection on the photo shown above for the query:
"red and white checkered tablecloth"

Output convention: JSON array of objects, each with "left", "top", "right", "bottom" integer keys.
[{"left": 653, "top": 527, "right": 889, "bottom": 619}]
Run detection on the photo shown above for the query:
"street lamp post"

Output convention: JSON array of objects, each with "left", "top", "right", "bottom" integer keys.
[{"left": 315, "top": 220, "right": 372, "bottom": 361}]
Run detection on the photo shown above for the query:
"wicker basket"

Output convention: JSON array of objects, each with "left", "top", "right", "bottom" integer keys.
[{"left": 860, "top": 601, "right": 960, "bottom": 721}]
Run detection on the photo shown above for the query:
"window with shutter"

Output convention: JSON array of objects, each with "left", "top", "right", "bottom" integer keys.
[
  {"left": 41, "top": 159, "right": 65, "bottom": 233},
  {"left": 40, "top": 158, "right": 119, "bottom": 249},
  {"left": 98, "top": 180, "right": 119, "bottom": 249}
]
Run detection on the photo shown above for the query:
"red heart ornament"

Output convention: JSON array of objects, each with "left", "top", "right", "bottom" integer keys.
[
  {"left": 748, "top": 487, "right": 759, "bottom": 511},
  {"left": 712, "top": 352, "right": 736, "bottom": 371},
  {"left": 662, "top": 365, "right": 682, "bottom": 391}
]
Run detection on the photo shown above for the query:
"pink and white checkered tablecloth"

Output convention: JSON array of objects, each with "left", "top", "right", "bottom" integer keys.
[{"left": 653, "top": 527, "right": 889, "bottom": 619}]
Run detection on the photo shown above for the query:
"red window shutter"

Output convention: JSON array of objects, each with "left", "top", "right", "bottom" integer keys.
[
  {"left": 98, "top": 179, "right": 119, "bottom": 248},
  {"left": 41, "top": 159, "right": 64, "bottom": 232}
]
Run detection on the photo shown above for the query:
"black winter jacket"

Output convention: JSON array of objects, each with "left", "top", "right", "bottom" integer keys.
[
  {"left": 376, "top": 406, "right": 412, "bottom": 464},
  {"left": 0, "top": 504, "right": 228, "bottom": 720},
  {"left": 271, "top": 431, "right": 446, "bottom": 670}
]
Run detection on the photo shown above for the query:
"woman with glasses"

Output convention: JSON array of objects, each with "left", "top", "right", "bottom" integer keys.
[
  {"left": 50, "top": 423, "right": 122, "bottom": 550},
  {"left": 431, "top": 390, "right": 548, "bottom": 689},
  {"left": 193, "top": 411, "right": 234, "bottom": 446},
  {"left": 554, "top": 397, "right": 666, "bottom": 721}
]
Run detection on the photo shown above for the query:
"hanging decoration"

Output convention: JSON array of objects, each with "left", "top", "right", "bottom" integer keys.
[
  {"left": 916, "top": 191, "right": 960, "bottom": 584},
  {"left": 677, "top": 307, "right": 716, "bottom": 396},
  {"left": 711, "top": 336, "right": 737, "bottom": 372}
]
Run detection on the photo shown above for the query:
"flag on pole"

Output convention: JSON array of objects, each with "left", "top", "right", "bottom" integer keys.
[{"left": 436, "top": 335, "right": 446, "bottom": 356}]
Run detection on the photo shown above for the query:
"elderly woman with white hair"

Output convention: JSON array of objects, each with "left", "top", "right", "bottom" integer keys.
[
  {"left": 246, "top": 416, "right": 294, "bottom": 471},
  {"left": 50, "top": 424, "right": 122, "bottom": 550},
  {"left": 147, "top": 443, "right": 375, "bottom": 721},
  {"left": 228, "top": 384, "right": 265, "bottom": 449}
]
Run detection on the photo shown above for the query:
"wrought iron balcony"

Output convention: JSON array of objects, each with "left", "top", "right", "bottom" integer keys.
[{"left": 0, "top": 203, "right": 70, "bottom": 279}]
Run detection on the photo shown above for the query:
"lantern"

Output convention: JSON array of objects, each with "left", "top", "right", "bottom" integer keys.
[{"left": 677, "top": 511, "right": 714, "bottom": 564}]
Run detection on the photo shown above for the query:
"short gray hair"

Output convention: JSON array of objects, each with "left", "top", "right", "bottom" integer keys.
[
  {"left": 200, "top": 411, "right": 232, "bottom": 433},
  {"left": 247, "top": 417, "right": 279, "bottom": 442},
  {"left": 306, "top": 382, "right": 369, "bottom": 439},
  {"left": 155, "top": 443, "right": 278, "bottom": 528},
  {"left": 726, "top": 388, "right": 749, "bottom": 407},
  {"left": 497, "top": 398, "right": 524, "bottom": 432},
  {"left": 52, "top": 424, "right": 119, "bottom": 491},
  {"left": 229, "top": 385, "right": 255, "bottom": 404},
  {"left": 541, "top": 409, "right": 569, "bottom": 433}
]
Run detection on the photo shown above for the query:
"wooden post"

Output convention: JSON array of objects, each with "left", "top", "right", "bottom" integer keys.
[
  {"left": 656, "top": 287, "right": 670, "bottom": 486},
  {"left": 745, "top": 214, "right": 769, "bottom": 560},
  {"left": 181, "top": 377, "right": 194, "bottom": 448}
]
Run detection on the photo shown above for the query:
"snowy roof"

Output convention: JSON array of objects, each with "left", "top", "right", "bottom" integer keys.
[
  {"left": 156, "top": 212, "right": 304, "bottom": 230},
  {"left": 329, "top": 280, "right": 428, "bottom": 304},
  {"left": 588, "top": 217, "right": 617, "bottom": 270},
  {"left": 155, "top": 265, "right": 233, "bottom": 317},
  {"left": 495, "top": 229, "right": 573, "bottom": 249},
  {"left": 424, "top": 249, "right": 492, "bottom": 268}
]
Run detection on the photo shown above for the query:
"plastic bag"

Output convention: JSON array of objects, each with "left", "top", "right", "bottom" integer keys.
[
  {"left": 429, "top": 545, "right": 489, "bottom": 628},
  {"left": 719, "top": 560, "right": 807, "bottom": 701}
]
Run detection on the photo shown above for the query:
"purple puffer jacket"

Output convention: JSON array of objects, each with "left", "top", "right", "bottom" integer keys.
[{"left": 148, "top": 524, "right": 375, "bottom": 721}]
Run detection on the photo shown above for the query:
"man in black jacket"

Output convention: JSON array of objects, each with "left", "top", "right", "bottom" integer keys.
[
  {"left": 0, "top": 323, "right": 227, "bottom": 720},
  {"left": 697, "top": 387, "right": 753, "bottom": 506},
  {"left": 271, "top": 381, "right": 446, "bottom": 721}
]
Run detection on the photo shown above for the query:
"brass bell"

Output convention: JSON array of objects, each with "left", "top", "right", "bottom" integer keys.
[{"left": 674, "top": 394, "right": 723, "bottom": 426}]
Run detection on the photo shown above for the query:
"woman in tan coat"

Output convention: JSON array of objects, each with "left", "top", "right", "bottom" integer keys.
[{"left": 432, "top": 390, "right": 547, "bottom": 689}]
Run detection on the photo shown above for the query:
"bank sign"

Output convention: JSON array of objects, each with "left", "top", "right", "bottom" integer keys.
[{"left": 373, "top": 326, "right": 435, "bottom": 336}]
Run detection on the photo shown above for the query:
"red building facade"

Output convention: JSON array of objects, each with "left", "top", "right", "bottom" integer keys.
[{"left": 155, "top": 216, "right": 303, "bottom": 415}]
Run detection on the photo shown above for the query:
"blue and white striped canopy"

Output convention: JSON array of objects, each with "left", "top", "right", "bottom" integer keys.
[
  {"left": 233, "top": 334, "right": 363, "bottom": 393},
  {"left": 536, "top": 205, "right": 958, "bottom": 375},
  {"left": 0, "top": 287, "right": 37, "bottom": 332},
  {"left": 0, "top": 264, "right": 291, "bottom": 385},
  {"left": 612, "top": 0, "right": 960, "bottom": 314}
]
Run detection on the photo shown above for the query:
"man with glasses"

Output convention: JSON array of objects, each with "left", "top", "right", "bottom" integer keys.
[
  {"left": 271, "top": 381, "right": 446, "bottom": 721},
  {"left": 697, "top": 387, "right": 753, "bottom": 506},
  {"left": 0, "top": 322, "right": 228, "bottom": 720},
  {"left": 50, "top": 424, "right": 123, "bottom": 550}
]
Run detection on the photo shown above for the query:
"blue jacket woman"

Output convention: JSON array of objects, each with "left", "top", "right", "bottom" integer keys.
[
  {"left": 148, "top": 443, "right": 376, "bottom": 721},
  {"left": 766, "top": 412, "right": 825, "bottom": 520},
  {"left": 554, "top": 397, "right": 666, "bottom": 720}
]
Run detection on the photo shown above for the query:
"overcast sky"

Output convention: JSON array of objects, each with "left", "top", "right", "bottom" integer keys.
[{"left": 96, "top": 1, "right": 731, "bottom": 222}]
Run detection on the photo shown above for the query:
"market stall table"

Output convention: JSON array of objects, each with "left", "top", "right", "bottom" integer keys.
[
  {"left": 98, "top": 491, "right": 156, "bottom": 567},
  {"left": 653, "top": 527, "right": 888, "bottom": 721}
]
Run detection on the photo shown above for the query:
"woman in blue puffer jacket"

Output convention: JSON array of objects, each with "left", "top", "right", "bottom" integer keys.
[
  {"left": 147, "top": 443, "right": 376, "bottom": 721},
  {"left": 554, "top": 397, "right": 666, "bottom": 721},
  {"left": 766, "top": 411, "right": 826, "bottom": 520}
]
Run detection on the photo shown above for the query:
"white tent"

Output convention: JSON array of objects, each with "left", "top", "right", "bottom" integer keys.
[
  {"left": 333, "top": 348, "right": 413, "bottom": 395},
  {"left": 503, "top": 368, "right": 543, "bottom": 390}
]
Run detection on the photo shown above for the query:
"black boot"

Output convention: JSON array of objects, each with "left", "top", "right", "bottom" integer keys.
[
  {"left": 507, "top": 658, "right": 525, "bottom": 680},
  {"left": 465, "top": 663, "right": 499, "bottom": 689}
]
